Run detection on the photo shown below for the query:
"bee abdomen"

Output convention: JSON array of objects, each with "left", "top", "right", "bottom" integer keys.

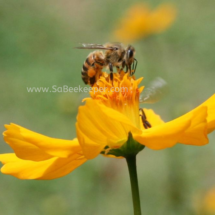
[
  {"left": 81, "top": 56, "right": 94, "bottom": 85},
  {"left": 81, "top": 71, "right": 88, "bottom": 84},
  {"left": 81, "top": 66, "right": 89, "bottom": 84}
]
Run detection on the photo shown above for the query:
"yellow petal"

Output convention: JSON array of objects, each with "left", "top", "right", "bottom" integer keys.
[
  {"left": 196, "top": 94, "right": 215, "bottom": 133},
  {"left": 76, "top": 99, "right": 141, "bottom": 159},
  {"left": 135, "top": 106, "right": 209, "bottom": 149},
  {"left": 140, "top": 108, "right": 164, "bottom": 129},
  {"left": 178, "top": 106, "right": 208, "bottom": 145},
  {"left": 76, "top": 124, "right": 107, "bottom": 160},
  {"left": 171, "top": 94, "right": 215, "bottom": 134},
  {"left": 0, "top": 153, "right": 87, "bottom": 180},
  {"left": 3, "top": 124, "right": 82, "bottom": 159},
  {"left": 134, "top": 111, "right": 192, "bottom": 150},
  {"left": 3, "top": 137, "right": 52, "bottom": 161}
]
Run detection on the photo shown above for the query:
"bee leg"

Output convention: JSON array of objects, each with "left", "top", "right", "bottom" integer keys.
[
  {"left": 128, "top": 64, "right": 132, "bottom": 76},
  {"left": 131, "top": 64, "right": 135, "bottom": 76},
  {"left": 139, "top": 108, "right": 152, "bottom": 129},
  {"left": 109, "top": 63, "right": 114, "bottom": 84},
  {"left": 125, "top": 65, "right": 128, "bottom": 73},
  {"left": 131, "top": 58, "right": 138, "bottom": 75},
  {"left": 121, "top": 60, "right": 126, "bottom": 72}
]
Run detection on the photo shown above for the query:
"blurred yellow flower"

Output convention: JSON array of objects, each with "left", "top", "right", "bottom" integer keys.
[
  {"left": 114, "top": 3, "right": 177, "bottom": 43},
  {"left": 203, "top": 188, "right": 215, "bottom": 213},
  {"left": 0, "top": 71, "right": 215, "bottom": 179}
]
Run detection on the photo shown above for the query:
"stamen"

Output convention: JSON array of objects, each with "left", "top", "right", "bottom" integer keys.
[{"left": 90, "top": 71, "right": 143, "bottom": 129}]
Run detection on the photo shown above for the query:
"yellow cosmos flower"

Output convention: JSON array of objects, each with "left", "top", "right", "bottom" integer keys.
[
  {"left": 77, "top": 72, "right": 215, "bottom": 159},
  {"left": 114, "top": 3, "right": 177, "bottom": 43},
  {"left": 0, "top": 71, "right": 215, "bottom": 180}
]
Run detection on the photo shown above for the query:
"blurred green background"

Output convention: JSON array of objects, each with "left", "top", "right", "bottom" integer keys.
[{"left": 0, "top": 0, "right": 215, "bottom": 214}]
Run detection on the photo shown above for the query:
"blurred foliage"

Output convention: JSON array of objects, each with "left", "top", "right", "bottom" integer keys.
[{"left": 0, "top": 0, "right": 215, "bottom": 214}]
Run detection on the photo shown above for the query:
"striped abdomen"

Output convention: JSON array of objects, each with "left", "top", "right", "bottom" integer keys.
[{"left": 81, "top": 51, "right": 104, "bottom": 86}]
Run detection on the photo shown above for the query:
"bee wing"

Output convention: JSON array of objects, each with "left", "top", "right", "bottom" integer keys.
[
  {"left": 75, "top": 43, "right": 114, "bottom": 50},
  {"left": 139, "top": 77, "right": 168, "bottom": 104}
]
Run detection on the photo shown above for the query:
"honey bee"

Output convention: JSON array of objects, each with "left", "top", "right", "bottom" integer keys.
[{"left": 76, "top": 43, "right": 138, "bottom": 86}]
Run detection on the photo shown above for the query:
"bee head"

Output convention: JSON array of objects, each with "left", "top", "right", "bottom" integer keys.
[
  {"left": 124, "top": 45, "right": 137, "bottom": 74},
  {"left": 126, "top": 45, "right": 135, "bottom": 61}
]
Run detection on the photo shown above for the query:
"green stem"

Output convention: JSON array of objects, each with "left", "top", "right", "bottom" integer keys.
[{"left": 126, "top": 156, "right": 142, "bottom": 215}]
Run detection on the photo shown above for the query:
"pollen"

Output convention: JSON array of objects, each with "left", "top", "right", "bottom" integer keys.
[{"left": 87, "top": 68, "right": 96, "bottom": 78}]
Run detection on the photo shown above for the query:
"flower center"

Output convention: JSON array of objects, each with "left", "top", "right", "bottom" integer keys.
[{"left": 89, "top": 71, "right": 144, "bottom": 129}]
